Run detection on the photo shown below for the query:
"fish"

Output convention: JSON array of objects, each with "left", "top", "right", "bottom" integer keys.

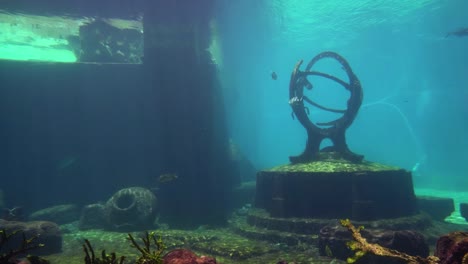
[
  {"left": 446, "top": 27, "right": 468, "bottom": 38},
  {"left": 1, "top": 206, "right": 23, "bottom": 221},
  {"left": 56, "top": 156, "right": 78, "bottom": 170},
  {"left": 158, "top": 173, "right": 178, "bottom": 183},
  {"left": 271, "top": 71, "right": 278, "bottom": 80}
]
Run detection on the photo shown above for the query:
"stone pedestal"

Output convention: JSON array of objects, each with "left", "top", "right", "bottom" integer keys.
[
  {"left": 255, "top": 157, "right": 417, "bottom": 220},
  {"left": 417, "top": 196, "right": 454, "bottom": 221}
]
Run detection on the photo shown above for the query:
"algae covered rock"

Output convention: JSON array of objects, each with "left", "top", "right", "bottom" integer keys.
[
  {"left": 319, "top": 223, "right": 429, "bottom": 262},
  {"left": 435, "top": 231, "right": 468, "bottom": 264},
  {"left": 29, "top": 204, "right": 80, "bottom": 224},
  {"left": 0, "top": 219, "right": 62, "bottom": 255},
  {"left": 78, "top": 203, "right": 106, "bottom": 230},
  {"left": 104, "top": 187, "right": 157, "bottom": 231},
  {"left": 256, "top": 160, "right": 417, "bottom": 220}
]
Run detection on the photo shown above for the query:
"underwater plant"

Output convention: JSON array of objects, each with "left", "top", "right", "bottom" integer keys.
[
  {"left": 340, "top": 219, "right": 439, "bottom": 264},
  {"left": 0, "top": 228, "right": 48, "bottom": 264},
  {"left": 83, "top": 239, "right": 125, "bottom": 264},
  {"left": 83, "top": 231, "right": 166, "bottom": 264},
  {"left": 127, "top": 231, "right": 166, "bottom": 264}
]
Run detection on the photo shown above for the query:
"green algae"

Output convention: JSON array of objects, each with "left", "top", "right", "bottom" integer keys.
[
  {"left": 44, "top": 225, "right": 339, "bottom": 264},
  {"left": 269, "top": 159, "right": 399, "bottom": 173}
]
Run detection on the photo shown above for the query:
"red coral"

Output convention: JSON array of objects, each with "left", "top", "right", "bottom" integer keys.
[
  {"left": 163, "top": 249, "right": 216, "bottom": 264},
  {"left": 435, "top": 232, "right": 468, "bottom": 264}
]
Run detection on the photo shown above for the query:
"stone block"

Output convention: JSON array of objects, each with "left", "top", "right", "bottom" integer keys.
[{"left": 417, "top": 196, "right": 454, "bottom": 221}]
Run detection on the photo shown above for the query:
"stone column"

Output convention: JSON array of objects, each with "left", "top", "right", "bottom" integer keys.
[{"left": 143, "top": 0, "right": 234, "bottom": 227}]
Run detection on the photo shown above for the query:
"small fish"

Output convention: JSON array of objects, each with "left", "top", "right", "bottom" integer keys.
[
  {"left": 57, "top": 156, "right": 78, "bottom": 170},
  {"left": 271, "top": 71, "right": 278, "bottom": 80},
  {"left": 446, "top": 27, "right": 468, "bottom": 38},
  {"left": 158, "top": 173, "right": 178, "bottom": 183},
  {"left": 2, "top": 206, "right": 23, "bottom": 221}
]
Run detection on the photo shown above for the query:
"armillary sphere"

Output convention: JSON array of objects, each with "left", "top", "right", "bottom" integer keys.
[{"left": 288, "top": 51, "right": 363, "bottom": 163}]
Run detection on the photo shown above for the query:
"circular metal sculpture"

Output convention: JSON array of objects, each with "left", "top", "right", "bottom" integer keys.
[{"left": 289, "top": 51, "right": 363, "bottom": 163}]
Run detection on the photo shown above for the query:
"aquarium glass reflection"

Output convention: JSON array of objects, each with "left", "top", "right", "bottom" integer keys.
[{"left": 0, "top": 10, "right": 143, "bottom": 63}]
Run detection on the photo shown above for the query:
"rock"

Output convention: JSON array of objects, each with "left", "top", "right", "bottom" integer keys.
[
  {"left": 104, "top": 187, "right": 157, "bottom": 231},
  {"left": 78, "top": 203, "right": 107, "bottom": 230},
  {"left": 29, "top": 204, "right": 80, "bottom": 224},
  {"left": 0, "top": 219, "right": 62, "bottom": 255},
  {"left": 163, "top": 249, "right": 217, "bottom": 264},
  {"left": 366, "top": 229, "right": 429, "bottom": 257},
  {"left": 417, "top": 196, "right": 454, "bottom": 221},
  {"left": 318, "top": 224, "right": 353, "bottom": 260},
  {"left": 460, "top": 203, "right": 468, "bottom": 222},
  {"left": 435, "top": 231, "right": 468, "bottom": 264},
  {"left": 319, "top": 224, "right": 429, "bottom": 262}
]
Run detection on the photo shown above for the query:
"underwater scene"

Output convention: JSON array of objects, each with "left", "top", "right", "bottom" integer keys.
[{"left": 0, "top": 0, "right": 468, "bottom": 263}]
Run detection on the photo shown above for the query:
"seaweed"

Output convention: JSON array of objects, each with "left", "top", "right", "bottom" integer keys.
[
  {"left": 83, "top": 231, "right": 166, "bottom": 264},
  {"left": 127, "top": 231, "right": 166, "bottom": 264},
  {"left": 340, "top": 219, "right": 439, "bottom": 264},
  {"left": 0, "top": 228, "right": 47, "bottom": 263},
  {"left": 83, "top": 239, "right": 125, "bottom": 264}
]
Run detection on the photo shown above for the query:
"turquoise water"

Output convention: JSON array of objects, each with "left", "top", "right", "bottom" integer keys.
[
  {"left": 218, "top": 0, "right": 468, "bottom": 191},
  {"left": 2, "top": 2, "right": 466, "bottom": 192}
]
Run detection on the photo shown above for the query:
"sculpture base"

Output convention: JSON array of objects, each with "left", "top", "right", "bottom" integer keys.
[
  {"left": 230, "top": 209, "right": 432, "bottom": 246},
  {"left": 255, "top": 156, "right": 417, "bottom": 220}
]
